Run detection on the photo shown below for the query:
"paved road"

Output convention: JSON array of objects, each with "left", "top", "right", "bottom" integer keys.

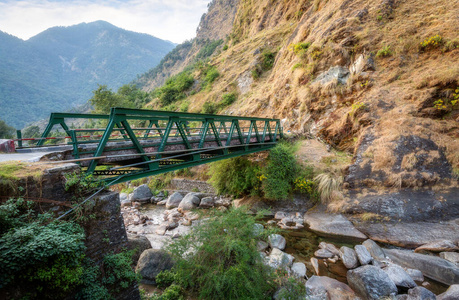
[{"left": 0, "top": 152, "right": 55, "bottom": 163}]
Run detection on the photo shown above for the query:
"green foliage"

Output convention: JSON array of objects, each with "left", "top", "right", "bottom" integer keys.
[
  {"left": 201, "top": 92, "right": 238, "bottom": 113},
  {"left": 196, "top": 39, "right": 224, "bottom": 60},
  {"left": 89, "top": 84, "right": 148, "bottom": 114},
  {"left": 164, "top": 207, "right": 277, "bottom": 300},
  {"left": 209, "top": 157, "right": 261, "bottom": 197},
  {"left": 220, "top": 92, "right": 237, "bottom": 107},
  {"left": 0, "top": 199, "right": 86, "bottom": 298},
  {"left": 203, "top": 66, "right": 220, "bottom": 87},
  {"left": 0, "top": 118, "right": 15, "bottom": 139},
  {"left": 433, "top": 87, "right": 459, "bottom": 111},
  {"left": 289, "top": 42, "right": 311, "bottom": 56},
  {"left": 275, "top": 276, "right": 307, "bottom": 300},
  {"left": 261, "top": 49, "right": 276, "bottom": 70},
  {"left": 22, "top": 125, "right": 41, "bottom": 139},
  {"left": 376, "top": 45, "right": 393, "bottom": 58},
  {"left": 420, "top": 34, "right": 443, "bottom": 50},
  {"left": 155, "top": 72, "right": 194, "bottom": 106},
  {"left": 222, "top": 44, "right": 229, "bottom": 51},
  {"left": 262, "top": 143, "right": 299, "bottom": 200},
  {"left": 64, "top": 172, "right": 105, "bottom": 198},
  {"left": 201, "top": 101, "right": 218, "bottom": 114},
  {"left": 103, "top": 250, "right": 139, "bottom": 291}
]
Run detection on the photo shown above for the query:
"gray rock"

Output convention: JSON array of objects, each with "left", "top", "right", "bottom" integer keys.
[
  {"left": 127, "top": 234, "right": 152, "bottom": 263},
  {"left": 311, "top": 257, "right": 320, "bottom": 275},
  {"left": 347, "top": 265, "right": 398, "bottom": 299},
  {"left": 178, "top": 193, "right": 200, "bottom": 211},
  {"left": 385, "top": 248, "right": 459, "bottom": 285},
  {"left": 119, "top": 192, "right": 128, "bottom": 201},
  {"left": 415, "top": 240, "right": 459, "bottom": 253},
  {"left": 253, "top": 223, "right": 264, "bottom": 237},
  {"left": 355, "top": 244, "right": 372, "bottom": 265},
  {"left": 199, "top": 196, "right": 215, "bottom": 208},
  {"left": 362, "top": 239, "right": 386, "bottom": 261},
  {"left": 319, "top": 242, "right": 341, "bottom": 256},
  {"left": 438, "top": 284, "right": 459, "bottom": 300},
  {"left": 313, "top": 66, "right": 350, "bottom": 86},
  {"left": 136, "top": 249, "right": 174, "bottom": 285},
  {"left": 340, "top": 246, "right": 360, "bottom": 269},
  {"left": 215, "top": 197, "right": 231, "bottom": 207},
  {"left": 156, "top": 191, "right": 165, "bottom": 198},
  {"left": 291, "top": 262, "right": 306, "bottom": 278},
  {"left": 268, "top": 234, "right": 286, "bottom": 250},
  {"left": 257, "top": 241, "right": 269, "bottom": 252},
  {"left": 274, "top": 211, "right": 289, "bottom": 220},
  {"left": 315, "top": 248, "right": 335, "bottom": 259},
  {"left": 440, "top": 252, "right": 459, "bottom": 264},
  {"left": 406, "top": 286, "right": 436, "bottom": 300},
  {"left": 304, "top": 213, "right": 367, "bottom": 241},
  {"left": 155, "top": 225, "right": 167, "bottom": 235},
  {"left": 121, "top": 199, "right": 131, "bottom": 207},
  {"left": 166, "top": 192, "right": 183, "bottom": 209},
  {"left": 383, "top": 263, "right": 417, "bottom": 290},
  {"left": 131, "top": 184, "right": 153, "bottom": 202},
  {"left": 157, "top": 199, "right": 167, "bottom": 206},
  {"left": 305, "top": 275, "right": 356, "bottom": 300},
  {"left": 397, "top": 295, "right": 409, "bottom": 300},
  {"left": 267, "top": 248, "right": 294, "bottom": 269},
  {"left": 406, "top": 268, "right": 424, "bottom": 282}
]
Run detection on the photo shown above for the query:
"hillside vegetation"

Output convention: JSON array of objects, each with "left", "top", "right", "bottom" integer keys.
[
  {"left": 0, "top": 21, "right": 175, "bottom": 128},
  {"left": 136, "top": 0, "right": 458, "bottom": 206}
]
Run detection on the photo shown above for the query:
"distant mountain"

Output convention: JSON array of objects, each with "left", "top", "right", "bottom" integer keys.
[{"left": 0, "top": 21, "right": 175, "bottom": 128}]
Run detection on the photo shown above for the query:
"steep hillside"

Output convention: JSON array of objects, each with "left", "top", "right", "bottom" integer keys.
[
  {"left": 0, "top": 21, "right": 175, "bottom": 128},
  {"left": 138, "top": 0, "right": 459, "bottom": 207}
]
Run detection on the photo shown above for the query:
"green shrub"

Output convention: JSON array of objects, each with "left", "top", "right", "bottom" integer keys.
[
  {"left": 208, "top": 157, "right": 261, "bottom": 197},
  {"left": 196, "top": 39, "right": 224, "bottom": 60},
  {"left": 420, "top": 34, "right": 443, "bottom": 50},
  {"left": 262, "top": 143, "right": 299, "bottom": 200},
  {"left": 261, "top": 49, "right": 276, "bottom": 70},
  {"left": 201, "top": 101, "right": 218, "bottom": 114},
  {"left": 164, "top": 207, "right": 277, "bottom": 300},
  {"left": 222, "top": 44, "right": 229, "bottom": 51},
  {"left": 155, "top": 72, "right": 194, "bottom": 106},
  {"left": 376, "top": 45, "right": 392, "bottom": 58},
  {"left": 103, "top": 250, "right": 138, "bottom": 291},
  {"left": 220, "top": 92, "right": 237, "bottom": 107},
  {"left": 202, "top": 66, "right": 220, "bottom": 88}
]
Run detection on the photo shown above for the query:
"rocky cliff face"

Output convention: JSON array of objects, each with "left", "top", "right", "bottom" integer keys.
[{"left": 137, "top": 0, "right": 459, "bottom": 203}]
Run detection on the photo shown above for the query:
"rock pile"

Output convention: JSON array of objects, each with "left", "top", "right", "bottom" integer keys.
[{"left": 309, "top": 239, "right": 459, "bottom": 299}]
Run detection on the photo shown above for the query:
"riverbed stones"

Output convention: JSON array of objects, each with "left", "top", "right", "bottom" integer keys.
[
  {"left": 127, "top": 234, "right": 152, "bottom": 263},
  {"left": 406, "top": 287, "right": 436, "bottom": 300},
  {"left": 315, "top": 248, "right": 335, "bottom": 259},
  {"left": 440, "top": 252, "right": 459, "bottom": 264},
  {"left": 166, "top": 192, "right": 183, "bottom": 209},
  {"left": 257, "top": 241, "right": 269, "bottom": 252},
  {"left": 215, "top": 197, "right": 231, "bottom": 207},
  {"left": 415, "top": 239, "right": 459, "bottom": 253},
  {"left": 157, "top": 199, "right": 167, "bottom": 206},
  {"left": 438, "top": 284, "right": 459, "bottom": 300},
  {"left": 311, "top": 257, "right": 320, "bottom": 275},
  {"left": 406, "top": 268, "right": 424, "bottom": 282},
  {"left": 319, "top": 242, "right": 340, "bottom": 256},
  {"left": 354, "top": 244, "right": 372, "bottom": 265},
  {"left": 340, "top": 246, "right": 360, "bottom": 269},
  {"left": 384, "top": 248, "right": 459, "bottom": 285},
  {"left": 268, "top": 234, "right": 286, "bottom": 250},
  {"left": 383, "top": 263, "right": 416, "bottom": 290},
  {"left": 136, "top": 249, "right": 174, "bottom": 285},
  {"left": 120, "top": 192, "right": 128, "bottom": 201},
  {"left": 267, "top": 248, "right": 294, "bottom": 269},
  {"left": 253, "top": 223, "right": 264, "bottom": 237},
  {"left": 305, "top": 275, "right": 356, "bottom": 300},
  {"left": 199, "top": 196, "right": 215, "bottom": 208},
  {"left": 178, "top": 193, "right": 200, "bottom": 211},
  {"left": 347, "top": 265, "right": 397, "bottom": 299},
  {"left": 275, "top": 211, "right": 288, "bottom": 220},
  {"left": 291, "top": 262, "right": 306, "bottom": 278},
  {"left": 362, "top": 239, "right": 386, "bottom": 261},
  {"left": 131, "top": 184, "right": 153, "bottom": 203},
  {"left": 304, "top": 213, "right": 367, "bottom": 241}
]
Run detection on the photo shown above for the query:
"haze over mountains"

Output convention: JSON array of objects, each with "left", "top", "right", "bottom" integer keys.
[{"left": 0, "top": 20, "right": 175, "bottom": 128}]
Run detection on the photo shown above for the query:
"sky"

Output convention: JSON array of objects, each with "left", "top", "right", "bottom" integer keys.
[{"left": 0, "top": 0, "right": 211, "bottom": 43}]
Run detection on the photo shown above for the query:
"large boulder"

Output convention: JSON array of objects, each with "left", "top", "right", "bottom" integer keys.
[
  {"left": 126, "top": 234, "right": 152, "bottom": 263},
  {"left": 131, "top": 184, "right": 153, "bottom": 203},
  {"left": 178, "top": 193, "right": 201, "bottom": 211},
  {"left": 166, "top": 192, "right": 184, "bottom": 209},
  {"left": 383, "top": 264, "right": 416, "bottom": 291},
  {"left": 268, "top": 234, "right": 286, "bottom": 250},
  {"left": 354, "top": 244, "right": 372, "bottom": 265},
  {"left": 305, "top": 275, "right": 357, "bottom": 300},
  {"left": 406, "top": 286, "right": 436, "bottom": 300},
  {"left": 304, "top": 213, "right": 367, "bottom": 241},
  {"left": 384, "top": 248, "right": 459, "bottom": 285},
  {"left": 362, "top": 239, "right": 386, "bottom": 261},
  {"left": 438, "top": 284, "right": 459, "bottom": 300},
  {"left": 136, "top": 249, "right": 174, "bottom": 285},
  {"left": 347, "top": 265, "right": 398, "bottom": 300},
  {"left": 291, "top": 262, "right": 306, "bottom": 278},
  {"left": 340, "top": 246, "right": 360, "bottom": 269},
  {"left": 267, "top": 248, "right": 294, "bottom": 269},
  {"left": 415, "top": 240, "right": 459, "bottom": 253},
  {"left": 199, "top": 196, "right": 215, "bottom": 208}
]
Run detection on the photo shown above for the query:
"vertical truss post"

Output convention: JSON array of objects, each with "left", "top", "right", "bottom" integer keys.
[
  {"left": 69, "top": 130, "right": 80, "bottom": 160},
  {"left": 261, "top": 121, "right": 268, "bottom": 143},
  {"left": 198, "top": 120, "right": 210, "bottom": 149},
  {"left": 120, "top": 118, "right": 153, "bottom": 170},
  {"left": 87, "top": 111, "right": 117, "bottom": 174},
  {"left": 208, "top": 119, "right": 224, "bottom": 155},
  {"left": 245, "top": 121, "right": 254, "bottom": 150},
  {"left": 252, "top": 121, "right": 261, "bottom": 144},
  {"left": 16, "top": 130, "right": 22, "bottom": 148},
  {"left": 154, "top": 118, "right": 174, "bottom": 168}
]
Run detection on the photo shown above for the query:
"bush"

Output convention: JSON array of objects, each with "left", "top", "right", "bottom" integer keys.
[
  {"left": 262, "top": 143, "right": 299, "bottom": 200},
  {"left": 376, "top": 45, "right": 392, "bottom": 58},
  {"left": 208, "top": 157, "right": 261, "bottom": 197},
  {"left": 155, "top": 72, "right": 194, "bottom": 106},
  {"left": 201, "top": 101, "right": 218, "bottom": 114},
  {"left": 164, "top": 207, "right": 277, "bottom": 300},
  {"left": 220, "top": 92, "right": 237, "bottom": 107},
  {"left": 420, "top": 34, "right": 443, "bottom": 51},
  {"left": 261, "top": 49, "right": 276, "bottom": 70}
]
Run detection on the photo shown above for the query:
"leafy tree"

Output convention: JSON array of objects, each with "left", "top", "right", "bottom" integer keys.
[
  {"left": 0, "top": 119, "right": 15, "bottom": 139},
  {"left": 22, "top": 125, "right": 41, "bottom": 138},
  {"left": 89, "top": 84, "right": 149, "bottom": 114}
]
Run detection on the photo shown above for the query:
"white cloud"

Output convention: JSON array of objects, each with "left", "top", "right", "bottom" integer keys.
[{"left": 0, "top": 0, "right": 211, "bottom": 43}]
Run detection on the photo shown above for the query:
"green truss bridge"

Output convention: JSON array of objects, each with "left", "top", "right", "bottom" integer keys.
[{"left": 15, "top": 108, "right": 283, "bottom": 185}]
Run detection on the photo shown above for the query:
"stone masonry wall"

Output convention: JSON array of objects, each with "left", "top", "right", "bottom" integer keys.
[{"left": 170, "top": 178, "right": 216, "bottom": 194}]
